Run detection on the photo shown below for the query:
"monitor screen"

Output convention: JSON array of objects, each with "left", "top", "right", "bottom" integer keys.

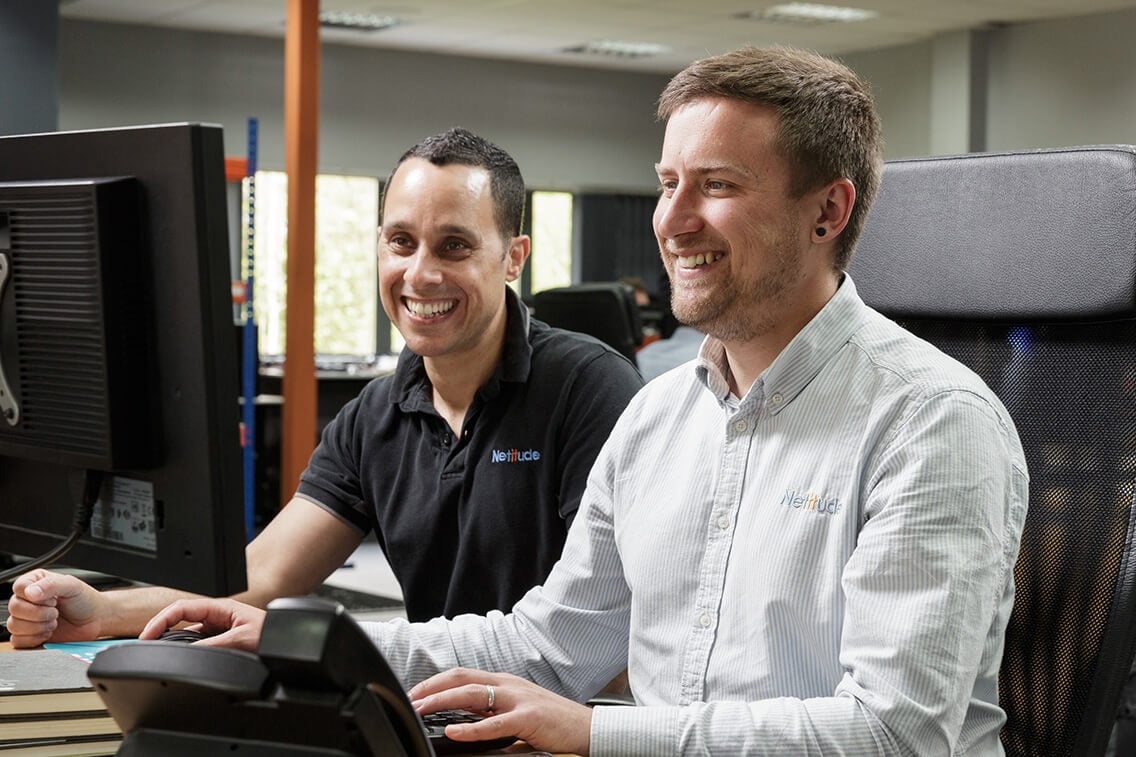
[{"left": 0, "top": 123, "right": 247, "bottom": 596}]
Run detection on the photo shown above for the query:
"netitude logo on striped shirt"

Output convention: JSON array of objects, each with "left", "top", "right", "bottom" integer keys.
[{"left": 781, "top": 488, "right": 843, "bottom": 515}]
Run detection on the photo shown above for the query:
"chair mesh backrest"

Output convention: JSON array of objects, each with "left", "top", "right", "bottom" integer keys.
[
  {"left": 893, "top": 319, "right": 1136, "bottom": 756},
  {"left": 849, "top": 146, "right": 1136, "bottom": 757}
]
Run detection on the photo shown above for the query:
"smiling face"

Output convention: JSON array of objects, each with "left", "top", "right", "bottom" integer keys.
[
  {"left": 653, "top": 98, "right": 833, "bottom": 346},
  {"left": 378, "top": 158, "right": 527, "bottom": 366}
]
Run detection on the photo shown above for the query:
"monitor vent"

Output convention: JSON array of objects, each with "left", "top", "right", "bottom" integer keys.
[{"left": 0, "top": 179, "right": 152, "bottom": 469}]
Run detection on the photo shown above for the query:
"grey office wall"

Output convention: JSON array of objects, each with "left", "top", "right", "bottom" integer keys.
[
  {"left": 984, "top": 8, "right": 1136, "bottom": 151},
  {"left": 59, "top": 19, "right": 668, "bottom": 193},
  {"left": 0, "top": 0, "right": 57, "bottom": 135},
  {"left": 57, "top": 8, "right": 1136, "bottom": 190},
  {"left": 841, "top": 42, "right": 935, "bottom": 160},
  {"left": 842, "top": 7, "right": 1136, "bottom": 159}
]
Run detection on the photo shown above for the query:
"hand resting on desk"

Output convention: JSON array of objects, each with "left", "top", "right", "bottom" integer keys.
[{"left": 5, "top": 569, "right": 106, "bottom": 647}]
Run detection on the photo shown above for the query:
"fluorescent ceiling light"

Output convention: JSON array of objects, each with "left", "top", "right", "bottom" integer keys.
[
  {"left": 748, "top": 3, "right": 878, "bottom": 24},
  {"left": 319, "top": 12, "right": 400, "bottom": 31},
  {"left": 565, "top": 39, "right": 670, "bottom": 58}
]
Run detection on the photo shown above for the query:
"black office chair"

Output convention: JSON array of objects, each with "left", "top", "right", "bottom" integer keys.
[
  {"left": 533, "top": 282, "right": 643, "bottom": 365},
  {"left": 848, "top": 145, "right": 1136, "bottom": 757}
]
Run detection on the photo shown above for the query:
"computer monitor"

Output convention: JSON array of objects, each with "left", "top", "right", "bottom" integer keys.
[{"left": 0, "top": 123, "right": 247, "bottom": 596}]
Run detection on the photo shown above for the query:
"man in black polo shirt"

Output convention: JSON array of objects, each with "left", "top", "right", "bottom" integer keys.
[
  {"left": 298, "top": 249, "right": 639, "bottom": 620},
  {"left": 4, "top": 128, "right": 643, "bottom": 645}
]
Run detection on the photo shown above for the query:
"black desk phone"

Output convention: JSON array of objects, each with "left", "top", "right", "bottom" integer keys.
[{"left": 87, "top": 597, "right": 514, "bottom": 756}]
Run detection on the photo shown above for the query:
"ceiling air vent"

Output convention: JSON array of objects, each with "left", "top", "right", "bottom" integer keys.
[
  {"left": 563, "top": 39, "right": 670, "bottom": 59},
  {"left": 736, "top": 3, "right": 877, "bottom": 25},
  {"left": 319, "top": 12, "right": 400, "bottom": 31}
]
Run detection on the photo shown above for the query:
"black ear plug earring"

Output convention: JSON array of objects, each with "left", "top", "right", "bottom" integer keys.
[{"left": 816, "top": 227, "right": 826, "bottom": 237}]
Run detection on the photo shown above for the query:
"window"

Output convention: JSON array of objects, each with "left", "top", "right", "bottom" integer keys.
[
  {"left": 248, "top": 171, "right": 379, "bottom": 357},
  {"left": 529, "top": 191, "right": 573, "bottom": 295}
]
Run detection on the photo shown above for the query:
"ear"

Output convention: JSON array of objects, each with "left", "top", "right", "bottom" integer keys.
[
  {"left": 505, "top": 235, "right": 531, "bottom": 283},
  {"left": 810, "top": 178, "right": 856, "bottom": 242}
]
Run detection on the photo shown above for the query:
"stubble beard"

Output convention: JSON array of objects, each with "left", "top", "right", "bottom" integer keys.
[{"left": 666, "top": 232, "right": 802, "bottom": 344}]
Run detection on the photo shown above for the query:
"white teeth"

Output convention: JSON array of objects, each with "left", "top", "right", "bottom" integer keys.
[
  {"left": 677, "top": 252, "right": 722, "bottom": 269},
  {"left": 406, "top": 299, "right": 456, "bottom": 317}
]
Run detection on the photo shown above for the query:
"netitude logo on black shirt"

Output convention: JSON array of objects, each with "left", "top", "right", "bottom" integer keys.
[{"left": 490, "top": 448, "right": 542, "bottom": 463}]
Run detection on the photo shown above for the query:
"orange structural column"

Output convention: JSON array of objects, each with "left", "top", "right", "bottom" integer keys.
[{"left": 281, "top": 0, "right": 320, "bottom": 508}]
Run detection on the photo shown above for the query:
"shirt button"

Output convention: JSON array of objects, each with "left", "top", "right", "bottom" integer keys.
[
  {"left": 771, "top": 392, "right": 783, "bottom": 404},
  {"left": 699, "top": 613, "right": 712, "bottom": 628},
  {"left": 733, "top": 419, "right": 748, "bottom": 433},
  {"left": 717, "top": 516, "right": 730, "bottom": 530}
]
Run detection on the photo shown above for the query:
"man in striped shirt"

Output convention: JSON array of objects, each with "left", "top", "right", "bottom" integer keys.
[{"left": 149, "top": 46, "right": 1027, "bottom": 756}]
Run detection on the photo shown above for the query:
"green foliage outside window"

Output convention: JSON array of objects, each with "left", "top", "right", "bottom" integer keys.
[
  {"left": 249, "top": 171, "right": 379, "bottom": 356},
  {"left": 530, "top": 191, "right": 573, "bottom": 295}
]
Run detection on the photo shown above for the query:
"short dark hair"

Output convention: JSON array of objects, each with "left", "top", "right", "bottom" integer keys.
[
  {"left": 658, "top": 46, "right": 883, "bottom": 270},
  {"left": 383, "top": 127, "right": 526, "bottom": 240}
]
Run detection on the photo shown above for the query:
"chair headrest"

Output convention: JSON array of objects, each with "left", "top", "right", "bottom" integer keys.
[{"left": 848, "top": 145, "right": 1136, "bottom": 320}]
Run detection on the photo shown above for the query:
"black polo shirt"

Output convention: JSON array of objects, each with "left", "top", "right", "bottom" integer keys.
[{"left": 296, "top": 290, "right": 643, "bottom": 621}]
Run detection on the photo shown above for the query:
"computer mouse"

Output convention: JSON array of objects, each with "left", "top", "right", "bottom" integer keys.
[{"left": 156, "top": 628, "right": 207, "bottom": 643}]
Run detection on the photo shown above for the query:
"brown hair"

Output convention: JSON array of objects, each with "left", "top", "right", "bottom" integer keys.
[{"left": 658, "top": 46, "right": 882, "bottom": 270}]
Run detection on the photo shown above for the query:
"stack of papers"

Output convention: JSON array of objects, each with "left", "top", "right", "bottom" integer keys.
[{"left": 0, "top": 645, "right": 125, "bottom": 755}]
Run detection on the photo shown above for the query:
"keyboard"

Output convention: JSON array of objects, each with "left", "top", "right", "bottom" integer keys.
[{"left": 308, "top": 582, "right": 405, "bottom": 612}]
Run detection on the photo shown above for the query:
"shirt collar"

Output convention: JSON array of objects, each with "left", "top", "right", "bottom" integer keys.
[
  {"left": 695, "top": 274, "right": 872, "bottom": 413},
  {"left": 389, "top": 287, "right": 533, "bottom": 411},
  {"left": 495, "top": 287, "right": 534, "bottom": 385}
]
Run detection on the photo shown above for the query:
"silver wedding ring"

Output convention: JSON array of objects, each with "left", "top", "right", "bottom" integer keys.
[{"left": 485, "top": 683, "right": 496, "bottom": 711}]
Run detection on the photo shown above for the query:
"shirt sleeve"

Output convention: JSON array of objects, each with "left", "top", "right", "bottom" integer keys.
[
  {"left": 295, "top": 390, "right": 372, "bottom": 533},
  {"left": 552, "top": 350, "right": 643, "bottom": 525},
  {"left": 588, "top": 389, "right": 1028, "bottom": 756}
]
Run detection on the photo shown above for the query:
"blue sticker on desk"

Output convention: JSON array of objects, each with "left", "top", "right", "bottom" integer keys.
[{"left": 46, "top": 638, "right": 138, "bottom": 663}]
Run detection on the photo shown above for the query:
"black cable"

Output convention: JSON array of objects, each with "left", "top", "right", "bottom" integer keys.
[{"left": 0, "top": 470, "right": 104, "bottom": 583}]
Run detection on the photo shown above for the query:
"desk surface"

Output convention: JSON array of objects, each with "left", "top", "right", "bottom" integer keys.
[
  {"left": 2, "top": 643, "right": 574, "bottom": 756},
  {"left": 257, "top": 353, "right": 399, "bottom": 381}
]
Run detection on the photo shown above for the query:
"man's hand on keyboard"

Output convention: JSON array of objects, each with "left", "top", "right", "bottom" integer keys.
[
  {"left": 5, "top": 569, "right": 107, "bottom": 648},
  {"left": 408, "top": 667, "right": 593, "bottom": 756}
]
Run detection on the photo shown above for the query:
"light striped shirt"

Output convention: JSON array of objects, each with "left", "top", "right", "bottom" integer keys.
[{"left": 365, "top": 276, "right": 1029, "bottom": 756}]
